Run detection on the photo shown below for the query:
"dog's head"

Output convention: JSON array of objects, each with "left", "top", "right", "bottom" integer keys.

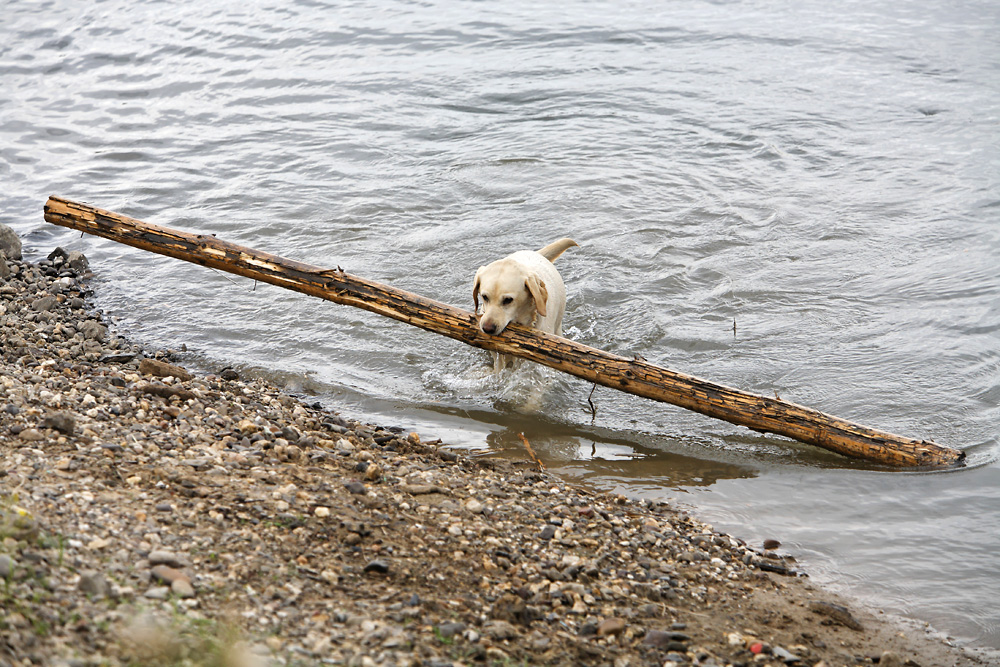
[{"left": 473, "top": 258, "right": 548, "bottom": 335}]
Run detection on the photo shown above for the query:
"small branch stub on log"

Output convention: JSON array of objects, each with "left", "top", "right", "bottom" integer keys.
[{"left": 42, "top": 195, "right": 966, "bottom": 469}]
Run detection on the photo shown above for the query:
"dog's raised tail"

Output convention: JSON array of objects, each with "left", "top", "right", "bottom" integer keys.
[{"left": 537, "top": 238, "right": 578, "bottom": 262}]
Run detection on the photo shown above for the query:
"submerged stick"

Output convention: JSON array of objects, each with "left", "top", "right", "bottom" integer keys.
[
  {"left": 43, "top": 196, "right": 965, "bottom": 469},
  {"left": 518, "top": 433, "right": 546, "bottom": 471}
]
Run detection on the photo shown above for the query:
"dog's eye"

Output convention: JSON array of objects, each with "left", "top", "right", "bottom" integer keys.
[
  {"left": 481, "top": 294, "right": 490, "bottom": 303},
  {"left": 502, "top": 296, "right": 513, "bottom": 306}
]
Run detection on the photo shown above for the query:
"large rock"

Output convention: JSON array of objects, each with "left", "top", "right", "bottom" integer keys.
[
  {"left": 67, "top": 250, "right": 89, "bottom": 273},
  {"left": 0, "top": 223, "right": 22, "bottom": 260}
]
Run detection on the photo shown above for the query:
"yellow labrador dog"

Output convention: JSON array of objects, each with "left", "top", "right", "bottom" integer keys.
[{"left": 473, "top": 238, "right": 577, "bottom": 371}]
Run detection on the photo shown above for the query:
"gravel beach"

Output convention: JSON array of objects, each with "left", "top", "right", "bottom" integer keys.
[{"left": 0, "top": 229, "right": 987, "bottom": 667}]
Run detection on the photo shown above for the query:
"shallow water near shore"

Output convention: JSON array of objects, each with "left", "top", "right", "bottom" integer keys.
[{"left": 3, "top": 0, "right": 999, "bottom": 651}]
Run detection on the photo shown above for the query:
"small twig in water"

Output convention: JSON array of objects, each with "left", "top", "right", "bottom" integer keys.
[
  {"left": 209, "top": 266, "right": 255, "bottom": 292},
  {"left": 733, "top": 318, "right": 737, "bottom": 338},
  {"left": 518, "top": 432, "right": 545, "bottom": 471},
  {"left": 586, "top": 383, "right": 598, "bottom": 419}
]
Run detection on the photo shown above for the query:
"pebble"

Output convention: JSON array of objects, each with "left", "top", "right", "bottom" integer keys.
[
  {"left": 0, "top": 222, "right": 22, "bottom": 258},
  {"left": 345, "top": 480, "right": 367, "bottom": 495},
  {"left": 79, "top": 320, "right": 107, "bottom": 341},
  {"left": 32, "top": 295, "right": 59, "bottom": 312},
  {"left": 18, "top": 428, "right": 45, "bottom": 442},
  {"left": 773, "top": 646, "right": 799, "bottom": 663},
  {"left": 144, "top": 586, "right": 171, "bottom": 600},
  {"left": 66, "top": 251, "right": 88, "bottom": 274},
  {"left": 0, "top": 554, "right": 16, "bottom": 578},
  {"left": 138, "top": 357, "right": 194, "bottom": 380},
  {"left": 597, "top": 617, "right": 627, "bottom": 636},
  {"left": 41, "top": 411, "right": 75, "bottom": 435},
  {"left": 363, "top": 560, "right": 390, "bottom": 575},
  {"left": 77, "top": 571, "right": 109, "bottom": 598},
  {"left": 809, "top": 601, "right": 865, "bottom": 631},
  {"left": 485, "top": 620, "right": 518, "bottom": 640},
  {"left": 150, "top": 564, "right": 190, "bottom": 585},
  {"left": 465, "top": 498, "right": 484, "bottom": 513},
  {"left": 171, "top": 578, "right": 196, "bottom": 598},
  {"left": 436, "top": 622, "right": 466, "bottom": 639},
  {"left": 148, "top": 550, "right": 187, "bottom": 568}
]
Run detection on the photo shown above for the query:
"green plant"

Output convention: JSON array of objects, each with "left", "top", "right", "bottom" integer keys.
[
  {"left": 433, "top": 626, "right": 455, "bottom": 645},
  {"left": 118, "top": 609, "right": 266, "bottom": 667}
]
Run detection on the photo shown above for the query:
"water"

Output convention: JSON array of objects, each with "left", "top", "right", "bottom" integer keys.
[{"left": 3, "top": 0, "right": 998, "bottom": 652}]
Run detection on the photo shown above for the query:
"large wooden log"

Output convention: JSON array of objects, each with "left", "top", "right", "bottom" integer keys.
[{"left": 43, "top": 195, "right": 965, "bottom": 469}]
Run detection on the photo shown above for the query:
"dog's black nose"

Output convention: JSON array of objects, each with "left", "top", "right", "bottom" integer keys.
[{"left": 481, "top": 322, "right": 497, "bottom": 334}]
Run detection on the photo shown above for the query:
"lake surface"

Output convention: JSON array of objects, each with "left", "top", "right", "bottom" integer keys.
[{"left": 3, "top": 0, "right": 998, "bottom": 654}]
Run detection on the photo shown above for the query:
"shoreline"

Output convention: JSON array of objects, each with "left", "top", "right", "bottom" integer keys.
[{"left": 1, "top": 236, "right": 987, "bottom": 666}]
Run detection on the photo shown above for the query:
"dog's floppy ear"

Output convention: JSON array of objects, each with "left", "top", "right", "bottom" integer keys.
[
  {"left": 525, "top": 274, "right": 548, "bottom": 317},
  {"left": 473, "top": 266, "right": 485, "bottom": 313}
]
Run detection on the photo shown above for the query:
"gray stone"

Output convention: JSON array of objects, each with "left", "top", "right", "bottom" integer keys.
[
  {"left": 363, "top": 560, "right": 389, "bottom": 575},
  {"left": 345, "top": 480, "right": 367, "bottom": 495},
  {"left": 0, "top": 554, "right": 15, "bottom": 579},
  {"left": 78, "top": 571, "right": 109, "bottom": 598},
  {"left": 48, "top": 247, "right": 68, "bottom": 263},
  {"left": 66, "top": 251, "right": 89, "bottom": 273},
  {"left": 808, "top": 600, "right": 864, "bottom": 631},
  {"left": 465, "top": 498, "right": 484, "bottom": 514},
  {"left": 641, "top": 629, "right": 673, "bottom": 648},
  {"left": 278, "top": 425, "right": 301, "bottom": 442},
  {"left": 484, "top": 620, "right": 518, "bottom": 640},
  {"left": 0, "top": 254, "right": 9, "bottom": 279},
  {"left": 0, "top": 224, "right": 21, "bottom": 260},
  {"left": 436, "top": 622, "right": 466, "bottom": 639},
  {"left": 32, "top": 295, "right": 59, "bottom": 312},
  {"left": 42, "top": 411, "right": 76, "bottom": 435},
  {"left": 148, "top": 550, "right": 187, "bottom": 568},
  {"left": 144, "top": 586, "right": 170, "bottom": 600},
  {"left": 79, "top": 320, "right": 107, "bottom": 342},
  {"left": 637, "top": 603, "right": 660, "bottom": 617},
  {"left": 171, "top": 578, "right": 195, "bottom": 598},
  {"left": 772, "top": 646, "right": 800, "bottom": 663}
]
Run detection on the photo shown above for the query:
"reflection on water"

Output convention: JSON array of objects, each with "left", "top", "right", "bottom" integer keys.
[{"left": 481, "top": 421, "right": 757, "bottom": 488}]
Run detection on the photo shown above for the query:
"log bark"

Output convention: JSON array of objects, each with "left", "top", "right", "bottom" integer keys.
[{"left": 43, "top": 195, "right": 965, "bottom": 469}]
